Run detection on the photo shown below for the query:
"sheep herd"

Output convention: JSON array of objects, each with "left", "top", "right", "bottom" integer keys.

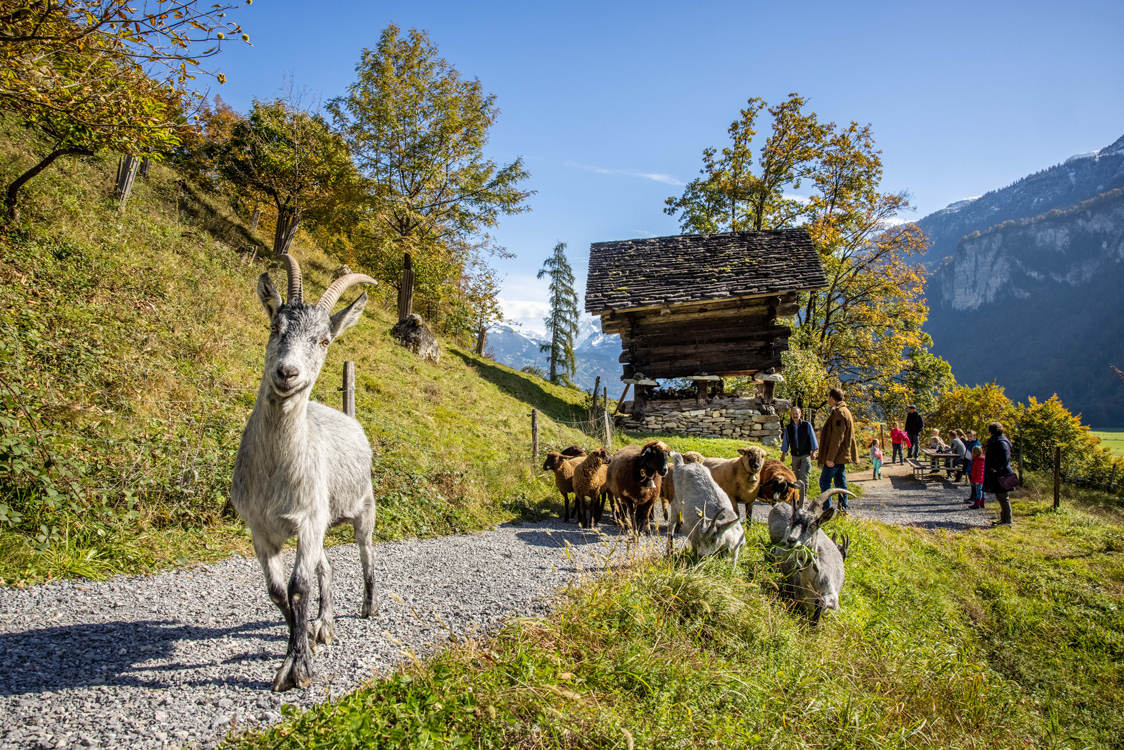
[{"left": 542, "top": 441, "right": 855, "bottom": 625}]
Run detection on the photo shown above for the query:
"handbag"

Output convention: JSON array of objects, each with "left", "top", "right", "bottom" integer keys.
[{"left": 999, "top": 471, "right": 1020, "bottom": 491}]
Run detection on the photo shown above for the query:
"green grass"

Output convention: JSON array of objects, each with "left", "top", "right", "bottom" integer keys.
[
  {"left": 0, "top": 122, "right": 603, "bottom": 584},
  {"left": 1093, "top": 429, "right": 1124, "bottom": 458},
  {"left": 228, "top": 475, "right": 1124, "bottom": 749}
]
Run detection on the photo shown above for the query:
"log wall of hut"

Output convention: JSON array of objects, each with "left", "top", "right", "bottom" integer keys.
[{"left": 599, "top": 292, "right": 800, "bottom": 380}]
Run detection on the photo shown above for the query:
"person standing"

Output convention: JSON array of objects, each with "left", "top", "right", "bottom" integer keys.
[
  {"left": 869, "top": 438, "right": 884, "bottom": 480},
  {"left": 949, "top": 430, "right": 967, "bottom": 481},
  {"left": 780, "top": 406, "right": 818, "bottom": 490},
  {"left": 905, "top": 405, "right": 924, "bottom": 459},
  {"left": 983, "top": 421, "right": 1015, "bottom": 526},
  {"left": 889, "top": 421, "right": 908, "bottom": 464},
  {"left": 962, "top": 430, "right": 982, "bottom": 502},
  {"left": 968, "top": 446, "right": 986, "bottom": 509},
  {"left": 817, "top": 387, "right": 858, "bottom": 512}
]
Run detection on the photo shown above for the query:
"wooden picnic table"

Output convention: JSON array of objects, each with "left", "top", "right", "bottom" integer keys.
[{"left": 920, "top": 447, "right": 959, "bottom": 478}]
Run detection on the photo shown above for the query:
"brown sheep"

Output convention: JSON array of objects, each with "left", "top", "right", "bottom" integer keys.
[
  {"left": 572, "top": 448, "right": 612, "bottom": 528},
  {"left": 560, "top": 445, "right": 587, "bottom": 458},
  {"left": 756, "top": 458, "right": 801, "bottom": 505},
  {"left": 606, "top": 440, "right": 671, "bottom": 534},
  {"left": 542, "top": 452, "right": 585, "bottom": 522},
  {"left": 703, "top": 445, "right": 768, "bottom": 519}
]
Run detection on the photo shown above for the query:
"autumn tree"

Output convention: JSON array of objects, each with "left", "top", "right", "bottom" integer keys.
[
  {"left": 327, "top": 24, "right": 532, "bottom": 301},
  {"left": 665, "top": 95, "right": 953, "bottom": 416},
  {"left": 0, "top": 0, "right": 250, "bottom": 221},
  {"left": 215, "top": 96, "right": 356, "bottom": 255},
  {"left": 537, "top": 242, "right": 579, "bottom": 385}
]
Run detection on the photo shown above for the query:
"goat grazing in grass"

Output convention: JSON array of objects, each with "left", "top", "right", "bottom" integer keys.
[
  {"left": 605, "top": 440, "right": 671, "bottom": 534},
  {"left": 767, "top": 488, "right": 854, "bottom": 625},
  {"left": 231, "top": 253, "right": 378, "bottom": 692},
  {"left": 665, "top": 452, "right": 744, "bottom": 564}
]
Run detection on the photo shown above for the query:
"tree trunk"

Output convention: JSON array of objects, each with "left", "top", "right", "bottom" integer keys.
[
  {"left": 249, "top": 200, "right": 261, "bottom": 232},
  {"left": 397, "top": 253, "right": 415, "bottom": 322},
  {"left": 3, "top": 146, "right": 93, "bottom": 224},
  {"left": 273, "top": 208, "right": 301, "bottom": 255},
  {"left": 475, "top": 323, "right": 487, "bottom": 356},
  {"left": 115, "top": 155, "right": 140, "bottom": 208}
]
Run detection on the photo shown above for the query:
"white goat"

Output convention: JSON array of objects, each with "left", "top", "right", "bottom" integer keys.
[
  {"left": 767, "top": 489, "right": 854, "bottom": 625},
  {"left": 665, "top": 452, "right": 745, "bottom": 564},
  {"left": 230, "top": 254, "right": 378, "bottom": 692}
]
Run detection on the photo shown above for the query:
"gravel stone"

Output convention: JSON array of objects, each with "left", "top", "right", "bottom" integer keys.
[{"left": 0, "top": 520, "right": 667, "bottom": 749}]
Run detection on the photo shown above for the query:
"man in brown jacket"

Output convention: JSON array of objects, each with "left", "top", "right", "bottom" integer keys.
[{"left": 817, "top": 387, "right": 858, "bottom": 512}]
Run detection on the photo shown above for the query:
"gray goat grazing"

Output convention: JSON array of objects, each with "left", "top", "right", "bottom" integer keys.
[
  {"left": 231, "top": 254, "right": 378, "bottom": 692},
  {"left": 767, "top": 489, "right": 854, "bottom": 625},
  {"left": 665, "top": 452, "right": 745, "bottom": 564}
]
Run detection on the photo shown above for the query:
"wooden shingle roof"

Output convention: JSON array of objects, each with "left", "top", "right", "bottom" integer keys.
[{"left": 584, "top": 229, "right": 827, "bottom": 314}]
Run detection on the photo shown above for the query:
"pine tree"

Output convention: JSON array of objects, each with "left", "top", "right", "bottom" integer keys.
[{"left": 537, "top": 242, "right": 580, "bottom": 385}]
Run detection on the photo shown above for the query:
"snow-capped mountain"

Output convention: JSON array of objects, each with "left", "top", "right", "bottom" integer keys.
[{"left": 483, "top": 320, "right": 623, "bottom": 391}]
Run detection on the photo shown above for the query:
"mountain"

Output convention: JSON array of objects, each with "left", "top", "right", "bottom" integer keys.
[
  {"left": 916, "top": 135, "right": 1124, "bottom": 267},
  {"left": 922, "top": 136, "right": 1124, "bottom": 427},
  {"left": 484, "top": 320, "right": 623, "bottom": 392}
]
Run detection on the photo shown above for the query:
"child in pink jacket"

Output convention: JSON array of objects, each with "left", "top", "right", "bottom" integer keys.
[
  {"left": 890, "top": 422, "right": 910, "bottom": 464},
  {"left": 968, "top": 446, "right": 986, "bottom": 508}
]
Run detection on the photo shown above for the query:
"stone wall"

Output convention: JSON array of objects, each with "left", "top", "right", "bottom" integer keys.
[{"left": 616, "top": 395, "right": 789, "bottom": 446}]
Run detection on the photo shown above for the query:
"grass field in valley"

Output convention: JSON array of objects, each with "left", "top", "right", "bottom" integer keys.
[
  {"left": 1093, "top": 429, "right": 1124, "bottom": 457},
  {"left": 229, "top": 473, "right": 1124, "bottom": 750}
]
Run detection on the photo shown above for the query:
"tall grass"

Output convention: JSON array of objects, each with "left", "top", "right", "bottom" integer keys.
[{"left": 229, "top": 481, "right": 1124, "bottom": 749}]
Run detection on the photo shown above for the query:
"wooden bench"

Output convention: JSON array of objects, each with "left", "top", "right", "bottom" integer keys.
[{"left": 906, "top": 458, "right": 929, "bottom": 482}]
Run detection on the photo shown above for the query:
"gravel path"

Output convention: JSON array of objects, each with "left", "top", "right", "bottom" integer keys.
[
  {"left": 844, "top": 459, "right": 993, "bottom": 530},
  {"left": 0, "top": 464, "right": 994, "bottom": 750},
  {"left": 0, "top": 520, "right": 667, "bottom": 750}
]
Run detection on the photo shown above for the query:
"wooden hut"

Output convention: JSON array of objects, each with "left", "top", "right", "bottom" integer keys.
[{"left": 585, "top": 229, "right": 828, "bottom": 439}]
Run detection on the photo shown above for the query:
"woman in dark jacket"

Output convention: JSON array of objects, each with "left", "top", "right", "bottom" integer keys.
[{"left": 983, "top": 421, "right": 1015, "bottom": 526}]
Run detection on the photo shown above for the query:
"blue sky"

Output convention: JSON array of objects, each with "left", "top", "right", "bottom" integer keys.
[{"left": 209, "top": 0, "right": 1124, "bottom": 334}]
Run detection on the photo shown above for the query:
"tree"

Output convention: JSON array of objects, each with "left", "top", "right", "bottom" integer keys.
[
  {"left": 537, "top": 242, "right": 579, "bottom": 385},
  {"left": 663, "top": 95, "right": 953, "bottom": 416},
  {"left": 664, "top": 94, "right": 827, "bottom": 234},
  {"left": 0, "top": 0, "right": 249, "bottom": 222},
  {"left": 215, "top": 96, "right": 356, "bottom": 255},
  {"left": 927, "top": 383, "right": 1016, "bottom": 438},
  {"left": 327, "top": 25, "right": 532, "bottom": 297}
]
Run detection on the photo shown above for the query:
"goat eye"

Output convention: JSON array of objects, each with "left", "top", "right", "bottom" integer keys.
[
  {"left": 320, "top": 338, "right": 330, "bottom": 347},
  {"left": 270, "top": 325, "right": 279, "bottom": 335}
]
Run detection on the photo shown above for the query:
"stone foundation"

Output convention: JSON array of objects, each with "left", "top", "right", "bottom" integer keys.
[{"left": 616, "top": 395, "right": 790, "bottom": 446}]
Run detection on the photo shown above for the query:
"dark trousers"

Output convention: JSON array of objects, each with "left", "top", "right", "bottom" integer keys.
[
  {"left": 995, "top": 491, "right": 1012, "bottom": 525},
  {"left": 907, "top": 432, "right": 921, "bottom": 458},
  {"left": 892, "top": 443, "right": 904, "bottom": 463}
]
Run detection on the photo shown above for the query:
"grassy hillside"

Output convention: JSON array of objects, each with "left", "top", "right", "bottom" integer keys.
[
  {"left": 1093, "top": 430, "right": 1124, "bottom": 458},
  {"left": 0, "top": 123, "right": 620, "bottom": 584},
  {"left": 232, "top": 475, "right": 1124, "bottom": 749}
]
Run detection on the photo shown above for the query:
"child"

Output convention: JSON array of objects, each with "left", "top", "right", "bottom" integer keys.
[
  {"left": 870, "top": 438, "right": 884, "bottom": 480},
  {"left": 890, "top": 422, "right": 908, "bottom": 464},
  {"left": 928, "top": 429, "right": 948, "bottom": 451},
  {"left": 968, "top": 446, "right": 986, "bottom": 508}
]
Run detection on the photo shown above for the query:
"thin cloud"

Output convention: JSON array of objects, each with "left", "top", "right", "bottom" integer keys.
[{"left": 566, "top": 161, "right": 684, "bottom": 186}]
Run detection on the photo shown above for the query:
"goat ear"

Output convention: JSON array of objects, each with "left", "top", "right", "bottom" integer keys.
[
  {"left": 329, "top": 291, "right": 367, "bottom": 341},
  {"left": 257, "top": 273, "right": 282, "bottom": 321},
  {"left": 816, "top": 507, "right": 836, "bottom": 526}
]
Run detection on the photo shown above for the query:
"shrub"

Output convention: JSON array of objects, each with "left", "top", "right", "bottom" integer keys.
[{"left": 927, "top": 382, "right": 1017, "bottom": 437}]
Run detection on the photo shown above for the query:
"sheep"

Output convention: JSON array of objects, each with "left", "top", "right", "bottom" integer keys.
[
  {"left": 230, "top": 253, "right": 378, "bottom": 692},
  {"left": 572, "top": 447, "right": 612, "bottom": 528},
  {"left": 605, "top": 440, "right": 671, "bottom": 534},
  {"left": 702, "top": 446, "right": 768, "bottom": 519},
  {"left": 542, "top": 451, "right": 585, "bottom": 522},
  {"left": 665, "top": 452, "right": 744, "bottom": 564},
  {"left": 755, "top": 459, "right": 802, "bottom": 505},
  {"left": 767, "top": 488, "right": 854, "bottom": 625}
]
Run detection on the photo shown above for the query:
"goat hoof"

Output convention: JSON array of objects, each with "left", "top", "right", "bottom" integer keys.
[
  {"left": 272, "top": 653, "right": 313, "bottom": 692},
  {"left": 361, "top": 599, "right": 379, "bottom": 618},
  {"left": 308, "top": 618, "right": 335, "bottom": 647}
]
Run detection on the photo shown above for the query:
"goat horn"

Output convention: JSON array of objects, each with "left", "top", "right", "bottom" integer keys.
[
  {"left": 317, "top": 273, "right": 377, "bottom": 312},
  {"left": 819, "top": 488, "right": 856, "bottom": 501},
  {"left": 274, "top": 253, "right": 303, "bottom": 304}
]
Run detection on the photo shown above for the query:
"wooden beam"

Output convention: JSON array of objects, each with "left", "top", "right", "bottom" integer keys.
[
  {"left": 622, "top": 324, "right": 792, "bottom": 348},
  {"left": 623, "top": 339, "right": 789, "bottom": 364},
  {"left": 591, "top": 290, "right": 801, "bottom": 319},
  {"left": 597, "top": 294, "right": 801, "bottom": 332}
]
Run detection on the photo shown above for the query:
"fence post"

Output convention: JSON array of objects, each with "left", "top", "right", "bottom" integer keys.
[
  {"left": 531, "top": 408, "right": 539, "bottom": 463},
  {"left": 880, "top": 424, "right": 885, "bottom": 454},
  {"left": 1018, "top": 432, "right": 1024, "bottom": 484},
  {"left": 341, "top": 361, "right": 355, "bottom": 418},
  {"left": 603, "top": 386, "right": 608, "bottom": 414},
  {"left": 1110, "top": 460, "right": 1118, "bottom": 492},
  {"left": 603, "top": 408, "right": 612, "bottom": 452},
  {"left": 397, "top": 253, "right": 415, "bottom": 323},
  {"left": 1053, "top": 445, "right": 1061, "bottom": 510}
]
